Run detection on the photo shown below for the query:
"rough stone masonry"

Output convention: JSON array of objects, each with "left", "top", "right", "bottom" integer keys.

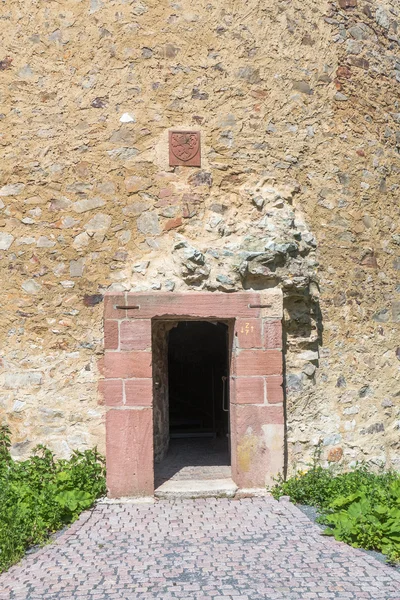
[{"left": 0, "top": 0, "right": 399, "bottom": 474}]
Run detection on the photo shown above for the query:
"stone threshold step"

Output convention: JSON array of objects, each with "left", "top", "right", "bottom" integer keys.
[
  {"left": 98, "top": 484, "right": 271, "bottom": 503},
  {"left": 154, "top": 478, "right": 238, "bottom": 499}
]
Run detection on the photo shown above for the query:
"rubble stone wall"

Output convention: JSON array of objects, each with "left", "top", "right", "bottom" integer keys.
[{"left": 0, "top": 0, "right": 399, "bottom": 472}]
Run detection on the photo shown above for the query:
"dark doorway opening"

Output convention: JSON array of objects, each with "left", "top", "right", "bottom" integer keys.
[
  {"left": 154, "top": 320, "right": 231, "bottom": 487},
  {"left": 168, "top": 321, "right": 229, "bottom": 439}
]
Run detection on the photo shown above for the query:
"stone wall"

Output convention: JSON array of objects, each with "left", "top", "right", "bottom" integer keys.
[{"left": 0, "top": 0, "right": 399, "bottom": 472}]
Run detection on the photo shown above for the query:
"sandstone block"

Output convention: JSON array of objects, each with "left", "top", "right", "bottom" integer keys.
[
  {"left": 103, "top": 351, "right": 152, "bottom": 379},
  {"left": 259, "top": 289, "right": 283, "bottom": 319},
  {"left": 236, "top": 349, "right": 282, "bottom": 376},
  {"left": 234, "top": 377, "right": 265, "bottom": 404},
  {"left": 104, "top": 295, "right": 127, "bottom": 319},
  {"left": 106, "top": 408, "right": 154, "bottom": 497},
  {"left": 104, "top": 320, "right": 119, "bottom": 350},
  {"left": 120, "top": 320, "right": 151, "bottom": 351},
  {"left": 263, "top": 320, "right": 282, "bottom": 349},
  {"left": 232, "top": 404, "right": 284, "bottom": 488},
  {"left": 123, "top": 291, "right": 264, "bottom": 319},
  {"left": 266, "top": 376, "right": 284, "bottom": 404},
  {"left": 98, "top": 379, "right": 123, "bottom": 406},
  {"left": 235, "top": 319, "right": 262, "bottom": 348},
  {"left": 125, "top": 379, "right": 153, "bottom": 406}
]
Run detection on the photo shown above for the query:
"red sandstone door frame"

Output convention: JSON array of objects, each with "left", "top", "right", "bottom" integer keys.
[{"left": 102, "top": 290, "right": 284, "bottom": 498}]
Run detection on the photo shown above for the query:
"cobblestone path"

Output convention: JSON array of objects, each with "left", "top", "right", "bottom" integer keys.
[{"left": 1, "top": 497, "right": 399, "bottom": 600}]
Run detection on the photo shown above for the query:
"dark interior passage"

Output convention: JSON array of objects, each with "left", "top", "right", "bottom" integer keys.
[{"left": 168, "top": 321, "right": 229, "bottom": 440}]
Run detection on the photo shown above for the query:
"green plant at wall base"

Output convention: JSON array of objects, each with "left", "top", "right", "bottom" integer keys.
[
  {"left": 322, "top": 486, "right": 400, "bottom": 564},
  {"left": 270, "top": 444, "right": 400, "bottom": 564},
  {"left": 0, "top": 425, "right": 106, "bottom": 573}
]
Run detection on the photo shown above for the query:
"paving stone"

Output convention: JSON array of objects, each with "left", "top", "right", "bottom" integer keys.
[{"left": 0, "top": 498, "right": 399, "bottom": 599}]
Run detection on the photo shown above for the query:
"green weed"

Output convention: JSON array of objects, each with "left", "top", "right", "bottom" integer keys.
[
  {"left": 0, "top": 425, "right": 106, "bottom": 572},
  {"left": 270, "top": 442, "right": 400, "bottom": 564}
]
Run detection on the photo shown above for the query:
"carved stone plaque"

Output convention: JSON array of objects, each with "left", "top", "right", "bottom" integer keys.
[{"left": 169, "top": 130, "right": 201, "bottom": 167}]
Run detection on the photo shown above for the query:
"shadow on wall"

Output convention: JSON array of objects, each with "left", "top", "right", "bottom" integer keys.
[{"left": 282, "top": 285, "right": 323, "bottom": 479}]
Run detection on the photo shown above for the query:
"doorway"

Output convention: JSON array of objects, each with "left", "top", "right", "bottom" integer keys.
[
  {"left": 154, "top": 320, "right": 231, "bottom": 487},
  {"left": 104, "top": 289, "right": 284, "bottom": 498}
]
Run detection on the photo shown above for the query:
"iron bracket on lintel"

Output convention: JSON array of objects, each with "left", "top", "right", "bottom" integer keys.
[
  {"left": 115, "top": 305, "right": 140, "bottom": 310},
  {"left": 115, "top": 303, "right": 271, "bottom": 310},
  {"left": 248, "top": 304, "right": 272, "bottom": 309}
]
